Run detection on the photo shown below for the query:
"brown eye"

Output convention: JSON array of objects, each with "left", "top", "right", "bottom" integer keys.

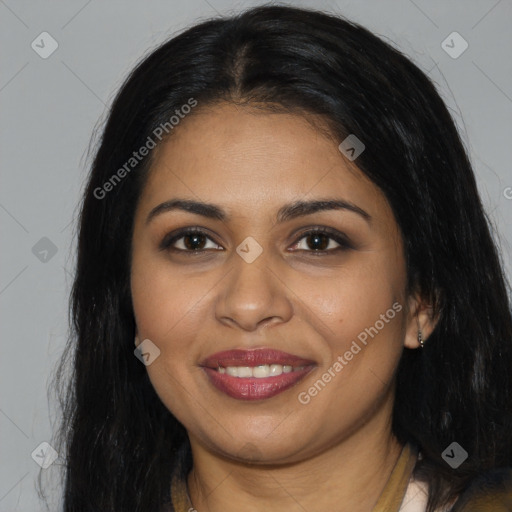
[
  {"left": 182, "top": 232, "right": 207, "bottom": 250},
  {"left": 290, "top": 228, "right": 353, "bottom": 254},
  {"left": 304, "top": 233, "right": 330, "bottom": 251},
  {"left": 160, "top": 228, "right": 223, "bottom": 253}
]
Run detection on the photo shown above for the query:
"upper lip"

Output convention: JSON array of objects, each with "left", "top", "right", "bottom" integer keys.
[{"left": 201, "top": 348, "right": 316, "bottom": 369}]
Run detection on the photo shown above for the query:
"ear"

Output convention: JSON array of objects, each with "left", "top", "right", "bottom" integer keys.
[
  {"left": 134, "top": 328, "right": 140, "bottom": 347},
  {"left": 404, "top": 291, "right": 440, "bottom": 349}
]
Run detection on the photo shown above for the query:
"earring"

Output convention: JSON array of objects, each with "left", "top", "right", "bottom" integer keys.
[{"left": 417, "top": 328, "right": 424, "bottom": 348}]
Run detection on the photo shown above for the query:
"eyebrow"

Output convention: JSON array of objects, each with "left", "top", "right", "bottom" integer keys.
[{"left": 146, "top": 198, "right": 371, "bottom": 225}]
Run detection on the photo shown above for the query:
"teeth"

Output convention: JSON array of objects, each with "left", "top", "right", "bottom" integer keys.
[
  {"left": 216, "top": 364, "right": 305, "bottom": 378},
  {"left": 237, "top": 366, "right": 253, "bottom": 378},
  {"left": 270, "top": 364, "right": 282, "bottom": 376},
  {"left": 253, "top": 364, "right": 270, "bottom": 378},
  {"left": 226, "top": 366, "right": 238, "bottom": 377}
]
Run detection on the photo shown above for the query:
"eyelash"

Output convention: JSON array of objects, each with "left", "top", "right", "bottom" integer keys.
[{"left": 159, "top": 226, "right": 353, "bottom": 256}]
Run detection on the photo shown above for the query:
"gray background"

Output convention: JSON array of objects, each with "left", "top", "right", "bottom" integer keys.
[{"left": 1, "top": 0, "right": 511, "bottom": 510}]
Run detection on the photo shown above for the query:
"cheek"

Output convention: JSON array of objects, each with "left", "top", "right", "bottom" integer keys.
[
  {"left": 290, "top": 257, "right": 404, "bottom": 343},
  {"left": 130, "top": 252, "right": 209, "bottom": 344},
  {"left": 130, "top": 255, "right": 210, "bottom": 423},
  {"left": 290, "top": 257, "right": 406, "bottom": 405}
]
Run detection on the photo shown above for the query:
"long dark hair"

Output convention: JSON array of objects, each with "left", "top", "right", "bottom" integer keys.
[{"left": 50, "top": 5, "right": 512, "bottom": 511}]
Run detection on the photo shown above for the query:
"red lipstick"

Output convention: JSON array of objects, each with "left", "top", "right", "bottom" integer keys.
[{"left": 201, "top": 348, "right": 315, "bottom": 401}]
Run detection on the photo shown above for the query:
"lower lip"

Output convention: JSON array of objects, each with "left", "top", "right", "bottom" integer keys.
[{"left": 203, "top": 367, "right": 314, "bottom": 401}]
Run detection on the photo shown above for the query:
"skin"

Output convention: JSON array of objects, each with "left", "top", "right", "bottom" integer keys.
[{"left": 130, "top": 102, "right": 438, "bottom": 512}]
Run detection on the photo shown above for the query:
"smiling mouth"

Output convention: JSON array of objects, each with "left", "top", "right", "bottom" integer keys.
[{"left": 200, "top": 348, "right": 316, "bottom": 400}]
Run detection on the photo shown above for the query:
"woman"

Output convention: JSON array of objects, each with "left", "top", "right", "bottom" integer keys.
[{"left": 53, "top": 5, "right": 512, "bottom": 511}]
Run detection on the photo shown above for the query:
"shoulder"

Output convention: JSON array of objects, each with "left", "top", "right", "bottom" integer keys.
[{"left": 451, "top": 467, "right": 512, "bottom": 511}]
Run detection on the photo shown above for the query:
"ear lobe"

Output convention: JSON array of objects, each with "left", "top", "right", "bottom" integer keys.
[{"left": 404, "top": 294, "right": 440, "bottom": 349}]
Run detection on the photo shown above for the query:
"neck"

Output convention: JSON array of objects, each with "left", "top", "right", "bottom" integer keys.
[{"left": 186, "top": 402, "right": 404, "bottom": 512}]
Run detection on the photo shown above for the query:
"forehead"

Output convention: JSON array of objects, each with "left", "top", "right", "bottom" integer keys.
[{"left": 140, "top": 102, "right": 390, "bottom": 223}]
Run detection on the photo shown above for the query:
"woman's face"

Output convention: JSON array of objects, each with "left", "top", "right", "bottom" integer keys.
[{"left": 131, "top": 102, "right": 417, "bottom": 464}]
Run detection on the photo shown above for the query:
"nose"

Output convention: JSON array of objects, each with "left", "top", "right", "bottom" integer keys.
[{"left": 215, "top": 253, "right": 293, "bottom": 332}]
